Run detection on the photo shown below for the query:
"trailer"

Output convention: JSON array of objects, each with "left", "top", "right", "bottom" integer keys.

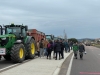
[{"left": 28, "top": 29, "right": 45, "bottom": 42}]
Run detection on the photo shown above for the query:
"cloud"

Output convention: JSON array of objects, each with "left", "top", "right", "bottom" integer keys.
[{"left": 0, "top": 0, "right": 100, "bottom": 39}]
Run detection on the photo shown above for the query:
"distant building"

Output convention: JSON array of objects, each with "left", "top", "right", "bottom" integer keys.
[{"left": 95, "top": 38, "right": 100, "bottom": 44}]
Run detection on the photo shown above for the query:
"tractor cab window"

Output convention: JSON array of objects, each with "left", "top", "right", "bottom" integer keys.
[
  {"left": 46, "top": 36, "right": 51, "bottom": 39},
  {"left": 6, "top": 27, "right": 21, "bottom": 37},
  {"left": 22, "top": 28, "right": 26, "bottom": 37},
  {"left": 46, "top": 35, "right": 52, "bottom": 40}
]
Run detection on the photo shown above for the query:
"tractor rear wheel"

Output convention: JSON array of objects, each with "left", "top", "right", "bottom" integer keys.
[
  {"left": 26, "top": 39, "right": 35, "bottom": 59},
  {"left": 11, "top": 44, "right": 25, "bottom": 63}
]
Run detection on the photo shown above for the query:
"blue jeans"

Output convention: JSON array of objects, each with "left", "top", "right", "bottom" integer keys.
[
  {"left": 40, "top": 48, "right": 44, "bottom": 57},
  {"left": 70, "top": 46, "right": 73, "bottom": 50},
  {"left": 44, "top": 48, "right": 48, "bottom": 56},
  {"left": 65, "top": 47, "right": 68, "bottom": 52}
]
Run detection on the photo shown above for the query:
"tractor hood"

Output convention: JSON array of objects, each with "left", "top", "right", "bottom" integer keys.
[{"left": 0, "top": 34, "right": 15, "bottom": 38}]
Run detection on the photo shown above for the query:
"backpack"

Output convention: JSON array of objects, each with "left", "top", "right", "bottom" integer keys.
[{"left": 47, "top": 43, "right": 52, "bottom": 50}]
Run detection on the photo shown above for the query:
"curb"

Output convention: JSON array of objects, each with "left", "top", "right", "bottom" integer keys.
[{"left": 52, "top": 51, "right": 73, "bottom": 75}]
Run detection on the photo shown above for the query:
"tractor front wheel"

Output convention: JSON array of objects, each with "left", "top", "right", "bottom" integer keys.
[{"left": 11, "top": 44, "right": 25, "bottom": 63}]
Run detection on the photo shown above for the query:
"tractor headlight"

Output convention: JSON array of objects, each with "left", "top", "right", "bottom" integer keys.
[{"left": 16, "top": 40, "right": 22, "bottom": 43}]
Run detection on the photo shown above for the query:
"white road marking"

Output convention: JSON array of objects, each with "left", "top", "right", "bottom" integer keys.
[
  {"left": 66, "top": 54, "right": 74, "bottom": 75},
  {"left": 0, "top": 64, "right": 18, "bottom": 71}
]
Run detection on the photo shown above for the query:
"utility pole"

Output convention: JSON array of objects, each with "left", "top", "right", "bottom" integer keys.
[{"left": 64, "top": 29, "right": 68, "bottom": 42}]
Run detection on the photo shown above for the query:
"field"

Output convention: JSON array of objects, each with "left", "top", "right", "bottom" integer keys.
[{"left": 92, "top": 44, "right": 100, "bottom": 48}]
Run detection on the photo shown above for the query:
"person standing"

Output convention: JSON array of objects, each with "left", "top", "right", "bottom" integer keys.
[
  {"left": 73, "top": 42, "right": 79, "bottom": 59},
  {"left": 0, "top": 55, "right": 1, "bottom": 60},
  {"left": 36, "top": 40, "right": 40, "bottom": 57},
  {"left": 60, "top": 40, "right": 65, "bottom": 59},
  {"left": 79, "top": 43, "right": 85, "bottom": 59},
  {"left": 53, "top": 40, "right": 56, "bottom": 58},
  {"left": 54, "top": 40, "right": 61, "bottom": 60},
  {"left": 43, "top": 38, "right": 49, "bottom": 56},
  {"left": 70, "top": 41, "right": 73, "bottom": 50},
  {"left": 64, "top": 40, "right": 69, "bottom": 53},
  {"left": 39, "top": 39, "right": 44, "bottom": 58},
  {"left": 47, "top": 40, "right": 53, "bottom": 59}
]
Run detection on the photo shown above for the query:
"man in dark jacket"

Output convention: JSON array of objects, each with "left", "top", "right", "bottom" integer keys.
[
  {"left": 54, "top": 40, "right": 61, "bottom": 60},
  {"left": 53, "top": 40, "right": 56, "bottom": 58},
  {"left": 79, "top": 43, "right": 85, "bottom": 59},
  {"left": 70, "top": 41, "right": 73, "bottom": 50},
  {"left": 0, "top": 55, "right": 1, "bottom": 60},
  {"left": 60, "top": 40, "right": 65, "bottom": 59}
]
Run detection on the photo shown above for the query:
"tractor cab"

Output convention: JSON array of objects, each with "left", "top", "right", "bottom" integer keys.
[{"left": 4, "top": 23, "right": 28, "bottom": 39}]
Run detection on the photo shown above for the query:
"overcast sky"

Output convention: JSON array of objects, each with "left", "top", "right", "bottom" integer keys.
[{"left": 0, "top": 0, "right": 100, "bottom": 39}]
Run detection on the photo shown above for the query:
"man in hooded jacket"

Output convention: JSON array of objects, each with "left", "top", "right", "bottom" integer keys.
[
  {"left": 60, "top": 40, "right": 65, "bottom": 59},
  {"left": 54, "top": 40, "right": 61, "bottom": 60},
  {"left": 79, "top": 43, "right": 85, "bottom": 59}
]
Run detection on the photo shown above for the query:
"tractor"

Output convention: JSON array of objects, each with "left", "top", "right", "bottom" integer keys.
[
  {"left": 0, "top": 24, "right": 36, "bottom": 63},
  {"left": 46, "top": 35, "right": 54, "bottom": 41}
]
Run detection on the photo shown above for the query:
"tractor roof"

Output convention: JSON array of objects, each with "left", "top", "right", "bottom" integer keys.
[{"left": 4, "top": 24, "right": 27, "bottom": 28}]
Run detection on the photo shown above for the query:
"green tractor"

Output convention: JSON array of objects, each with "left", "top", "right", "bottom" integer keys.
[{"left": 0, "top": 24, "right": 36, "bottom": 63}]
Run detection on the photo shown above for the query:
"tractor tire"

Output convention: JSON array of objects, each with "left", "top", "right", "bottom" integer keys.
[
  {"left": 11, "top": 44, "right": 25, "bottom": 63},
  {"left": 3, "top": 54, "right": 11, "bottom": 61},
  {"left": 26, "top": 38, "right": 36, "bottom": 59}
]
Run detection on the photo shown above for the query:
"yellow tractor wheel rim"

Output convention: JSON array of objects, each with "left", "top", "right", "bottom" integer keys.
[
  {"left": 31, "top": 43, "right": 35, "bottom": 54},
  {"left": 19, "top": 48, "right": 24, "bottom": 58}
]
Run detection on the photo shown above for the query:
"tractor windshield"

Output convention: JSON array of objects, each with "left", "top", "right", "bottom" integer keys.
[
  {"left": 46, "top": 35, "right": 51, "bottom": 39},
  {"left": 6, "top": 27, "right": 21, "bottom": 36},
  {"left": 46, "top": 35, "right": 52, "bottom": 41}
]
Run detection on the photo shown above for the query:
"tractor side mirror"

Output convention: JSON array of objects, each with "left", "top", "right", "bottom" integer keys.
[{"left": 25, "top": 26, "right": 28, "bottom": 31}]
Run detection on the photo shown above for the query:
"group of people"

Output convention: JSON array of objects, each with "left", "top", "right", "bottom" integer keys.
[
  {"left": 0, "top": 38, "right": 85, "bottom": 60},
  {"left": 36, "top": 38, "right": 72, "bottom": 60},
  {"left": 73, "top": 42, "right": 85, "bottom": 59}
]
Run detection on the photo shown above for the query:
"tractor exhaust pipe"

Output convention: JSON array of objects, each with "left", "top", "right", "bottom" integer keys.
[{"left": 0, "top": 25, "right": 3, "bottom": 35}]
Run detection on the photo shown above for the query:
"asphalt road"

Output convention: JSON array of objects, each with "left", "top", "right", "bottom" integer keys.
[
  {"left": 70, "top": 46, "right": 100, "bottom": 75},
  {"left": 0, "top": 57, "right": 15, "bottom": 69},
  {"left": 58, "top": 52, "right": 73, "bottom": 75}
]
